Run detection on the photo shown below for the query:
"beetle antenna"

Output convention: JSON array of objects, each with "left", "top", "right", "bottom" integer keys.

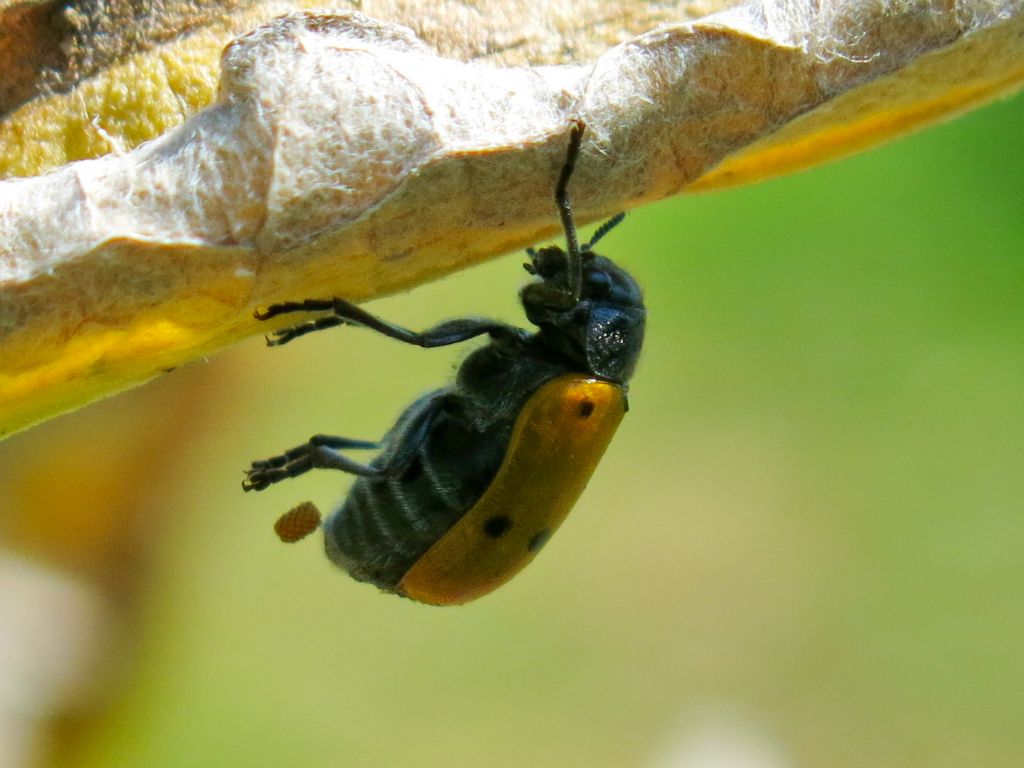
[
  {"left": 556, "top": 122, "right": 585, "bottom": 301},
  {"left": 582, "top": 212, "right": 626, "bottom": 252}
]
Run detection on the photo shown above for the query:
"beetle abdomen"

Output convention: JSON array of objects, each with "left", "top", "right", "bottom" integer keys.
[{"left": 323, "top": 406, "right": 509, "bottom": 591}]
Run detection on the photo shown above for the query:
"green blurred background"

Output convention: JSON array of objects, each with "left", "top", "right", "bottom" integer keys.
[{"left": 3, "top": 90, "right": 1023, "bottom": 767}]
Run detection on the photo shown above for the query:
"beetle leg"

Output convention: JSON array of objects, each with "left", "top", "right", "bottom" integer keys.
[
  {"left": 242, "top": 393, "right": 449, "bottom": 491},
  {"left": 251, "top": 435, "right": 380, "bottom": 469},
  {"left": 258, "top": 296, "right": 523, "bottom": 348},
  {"left": 372, "top": 390, "right": 448, "bottom": 479},
  {"left": 332, "top": 310, "right": 520, "bottom": 349},
  {"left": 243, "top": 435, "right": 380, "bottom": 491},
  {"left": 263, "top": 315, "right": 348, "bottom": 346},
  {"left": 254, "top": 299, "right": 340, "bottom": 319}
]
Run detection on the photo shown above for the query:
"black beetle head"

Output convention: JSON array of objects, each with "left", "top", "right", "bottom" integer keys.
[{"left": 521, "top": 247, "right": 645, "bottom": 384}]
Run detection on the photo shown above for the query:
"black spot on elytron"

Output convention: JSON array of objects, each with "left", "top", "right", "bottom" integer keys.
[
  {"left": 483, "top": 515, "right": 512, "bottom": 538},
  {"left": 527, "top": 529, "right": 551, "bottom": 553},
  {"left": 578, "top": 399, "right": 595, "bottom": 419}
]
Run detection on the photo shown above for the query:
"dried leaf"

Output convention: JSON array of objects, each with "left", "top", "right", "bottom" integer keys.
[{"left": 1, "top": 0, "right": 1022, "bottom": 438}]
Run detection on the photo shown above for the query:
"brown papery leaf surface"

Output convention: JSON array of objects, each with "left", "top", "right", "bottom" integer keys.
[{"left": 1, "top": 0, "right": 1022, "bottom": 438}]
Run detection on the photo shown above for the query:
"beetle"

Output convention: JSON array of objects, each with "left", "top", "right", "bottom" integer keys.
[{"left": 243, "top": 122, "right": 645, "bottom": 605}]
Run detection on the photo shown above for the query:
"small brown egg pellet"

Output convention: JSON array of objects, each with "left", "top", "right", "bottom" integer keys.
[{"left": 274, "top": 501, "right": 322, "bottom": 543}]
